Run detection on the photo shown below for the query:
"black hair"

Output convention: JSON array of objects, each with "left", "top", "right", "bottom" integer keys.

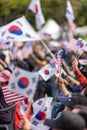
[
  {"left": 73, "top": 105, "right": 87, "bottom": 128},
  {"left": 24, "top": 58, "right": 35, "bottom": 71},
  {"left": 14, "top": 60, "right": 29, "bottom": 71},
  {"left": 70, "top": 93, "right": 87, "bottom": 109},
  {"left": 0, "top": 52, "right": 6, "bottom": 61}
]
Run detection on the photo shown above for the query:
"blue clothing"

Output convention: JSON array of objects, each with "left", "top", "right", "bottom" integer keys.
[
  {"left": 67, "top": 84, "right": 82, "bottom": 93},
  {"left": 51, "top": 101, "right": 64, "bottom": 118}
]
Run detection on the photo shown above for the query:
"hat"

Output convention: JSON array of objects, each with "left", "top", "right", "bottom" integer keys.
[
  {"left": 44, "top": 111, "right": 86, "bottom": 130},
  {"left": 0, "top": 70, "right": 11, "bottom": 82},
  {"left": 57, "top": 95, "right": 72, "bottom": 107}
]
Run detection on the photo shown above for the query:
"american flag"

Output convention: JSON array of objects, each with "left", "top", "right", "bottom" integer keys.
[
  {"left": 67, "top": 38, "right": 79, "bottom": 52},
  {"left": 2, "top": 85, "right": 24, "bottom": 104},
  {"left": 56, "top": 50, "right": 64, "bottom": 75}
]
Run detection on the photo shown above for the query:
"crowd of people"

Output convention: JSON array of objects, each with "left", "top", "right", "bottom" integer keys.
[{"left": 0, "top": 37, "right": 87, "bottom": 130}]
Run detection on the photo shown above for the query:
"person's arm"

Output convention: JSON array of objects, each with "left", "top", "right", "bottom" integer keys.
[
  {"left": 0, "top": 59, "right": 7, "bottom": 69},
  {"left": 66, "top": 75, "right": 80, "bottom": 86},
  {"left": 30, "top": 54, "right": 42, "bottom": 65},
  {"left": 72, "top": 58, "right": 87, "bottom": 87},
  {"left": 9, "top": 51, "right": 14, "bottom": 61},
  {"left": 18, "top": 116, "right": 31, "bottom": 130},
  {"left": 75, "top": 69, "right": 87, "bottom": 86},
  {"left": 56, "top": 76, "right": 69, "bottom": 96}
]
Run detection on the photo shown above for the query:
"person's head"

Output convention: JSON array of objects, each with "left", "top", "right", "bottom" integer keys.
[
  {"left": 24, "top": 58, "right": 35, "bottom": 71},
  {"left": 33, "top": 43, "right": 42, "bottom": 52},
  {"left": 70, "top": 93, "right": 87, "bottom": 109},
  {"left": 72, "top": 105, "right": 87, "bottom": 128},
  {"left": 14, "top": 60, "right": 29, "bottom": 71},
  {"left": 57, "top": 93, "right": 87, "bottom": 110},
  {"left": 44, "top": 111, "right": 86, "bottom": 130}
]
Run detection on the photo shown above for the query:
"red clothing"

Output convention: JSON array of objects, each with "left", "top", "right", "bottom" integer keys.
[
  {"left": 75, "top": 69, "right": 87, "bottom": 87},
  {"left": 14, "top": 100, "right": 31, "bottom": 130}
]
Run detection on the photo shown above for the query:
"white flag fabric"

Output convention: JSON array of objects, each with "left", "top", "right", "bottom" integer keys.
[
  {"left": 38, "top": 19, "right": 60, "bottom": 39},
  {"left": 20, "top": 99, "right": 30, "bottom": 116},
  {"left": 39, "top": 60, "right": 56, "bottom": 81},
  {"left": 0, "top": 16, "right": 40, "bottom": 42},
  {"left": 66, "top": 0, "right": 75, "bottom": 32},
  {"left": 66, "top": 0, "right": 74, "bottom": 21},
  {"left": 66, "top": 38, "right": 87, "bottom": 55},
  {"left": 8, "top": 67, "right": 39, "bottom": 99},
  {"left": 28, "top": 0, "right": 45, "bottom": 29},
  {"left": 31, "top": 97, "right": 53, "bottom": 130},
  {"left": 28, "top": 0, "right": 36, "bottom": 13},
  {"left": 77, "top": 38, "right": 87, "bottom": 56}
]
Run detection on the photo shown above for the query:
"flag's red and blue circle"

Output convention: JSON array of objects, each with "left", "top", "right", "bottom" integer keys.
[
  {"left": 77, "top": 40, "right": 84, "bottom": 48},
  {"left": 8, "top": 25, "right": 23, "bottom": 35},
  {"left": 44, "top": 69, "right": 49, "bottom": 75},
  {"left": 18, "top": 77, "right": 29, "bottom": 89},
  {"left": 35, "top": 111, "right": 46, "bottom": 120}
]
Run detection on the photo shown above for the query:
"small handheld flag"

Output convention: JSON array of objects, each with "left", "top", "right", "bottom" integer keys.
[
  {"left": 31, "top": 97, "right": 53, "bottom": 130},
  {"left": 55, "top": 50, "right": 64, "bottom": 77}
]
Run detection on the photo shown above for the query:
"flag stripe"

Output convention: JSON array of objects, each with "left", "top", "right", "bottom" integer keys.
[
  {"left": 56, "top": 50, "right": 64, "bottom": 75},
  {"left": 2, "top": 85, "right": 24, "bottom": 104}
]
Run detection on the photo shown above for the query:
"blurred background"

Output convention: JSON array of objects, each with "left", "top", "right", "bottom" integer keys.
[{"left": 0, "top": 0, "right": 87, "bottom": 38}]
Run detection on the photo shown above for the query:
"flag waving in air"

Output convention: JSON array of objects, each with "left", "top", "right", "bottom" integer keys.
[
  {"left": 31, "top": 97, "right": 53, "bottom": 130},
  {"left": 67, "top": 38, "right": 79, "bottom": 52},
  {"left": 0, "top": 16, "right": 40, "bottom": 42},
  {"left": 76, "top": 38, "right": 87, "bottom": 57},
  {"left": 66, "top": 0, "right": 75, "bottom": 32},
  {"left": 55, "top": 49, "right": 65, "bottom": 77},
  {"left": 8, "top": 67, "right": 39, "bottom": 99},
  {"left": 39, "top": 60, "right": 56, "bottom": 81},
  {"left": 28, "top": 0, "right": 45, "bottom": 29}
]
